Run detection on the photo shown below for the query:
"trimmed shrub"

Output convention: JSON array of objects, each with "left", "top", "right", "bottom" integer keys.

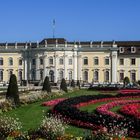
[
  {"left": 60, "top": 78, "right": 68, "bottom": 92},
  {"left": 42, "top": 76, "right": 51, "bottom": 93},
  {"left": 6, "top": 74, "right": 20, "bottom": 106},
  {"left": 123, "top": 77, "right": 130, "bottom": 87},
  {"left": 71, "top": 79, "right": 75, "bottom": 88},
  {"left": 77, "top": 80, "right": 81, "bottom": 89}
]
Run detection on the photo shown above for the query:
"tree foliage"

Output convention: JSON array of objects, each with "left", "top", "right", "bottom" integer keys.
[
  {"left": 42, "top": 76, "right": 51, "bottom": 93},
  {"left": 6, "top": 74, "right": 20, "bottom": 106},
  {"left": 123, "top": 77, "right": 130, "bottom": 87},
  {"left": 60, "top": 78, "right": 68, "bottom": 92},
  {"left": 77, "top": 80, "right": 81, "bottom": 89},
  {"left": 71, "top": 79, "right": 75, "bottom": 88}
]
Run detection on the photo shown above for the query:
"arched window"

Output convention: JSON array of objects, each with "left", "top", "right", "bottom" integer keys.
[
  {"left": 49, "top": 57, "right": 53, "bottom": 65},
  {"left": 19, "top": 58, "right": 22, "bottom": 65},
  {"left": 69, "top": 71, "right": 72, "bottom": 80},
  {"left": 31, "top": 69, "right": 35, "bottom": 80},
  {"left": 40, "top": 58, "right": 43, "bottom": 65},
  {"left": 94, "top": 71, "right": 98, "bottom": 82},
  {"left": 83, "top": 71, "right": 88, "bottom": 81},
  {"left": 59, "top": 58, "right": 63, "bottom": 65},
  {"left": 105, "top": 71, "right": 109, "bottom": 82},
  {"left": 0, "top": 70, "right": 3, "bottom": 81},
  {"left": 59, "top": 71, "right": 63, "bottom": 80},
  {"left": 9, "top": 57, "right": 13, "bottom": 66},
  {"left": 18, "top": 71, "right": 22, "bottom": 81},
  {"left": 40, "top": 70, "right": 43, "bottom": 80},
  {"left": 0, "top": 58, "right": 3, "bottom": 65},
  {"left": 119, "top": 71, "right": 124, "bottom": 82},
  {"left": 131, "top": 70, "right": 136, "bottom": 82},
  {"left": 49, "top": 70, "right": 54, "bottom": 82},
  {"left": 83, "top": 57, "right": 88, "bottom": 65}
]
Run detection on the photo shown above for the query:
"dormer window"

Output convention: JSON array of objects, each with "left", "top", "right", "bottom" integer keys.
[
  {"left": 131, "top": 46, "right": 136, "bottom": 53},
  {"left": 119, "top": 47, "right": 124, "bottom": 53}
]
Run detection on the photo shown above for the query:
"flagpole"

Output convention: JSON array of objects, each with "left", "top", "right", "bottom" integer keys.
[{"left": 53, "top": 19, "right": 55, "bottom": 38}]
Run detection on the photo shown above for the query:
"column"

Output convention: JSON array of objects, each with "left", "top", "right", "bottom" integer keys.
[
  {"left": 77, "top": 54, "right": 82, "bottom": 81},
  {"left": 64, "top": 52, "right": 68, "bottom": 79},
  {"left": 111, "top": 51, "right": 117, "bottom": 83},
  {"left": 43, "top": 55, "right": 47, "bottom": 80},
  {"left": 36, "top": 56, "right": 40, "bottom": 80},
  {"left": 54, "top": 54, "right": 58, "bottom": 83},
  {"left": 73, "top": 51, "right": 78, "bottom": 80},
  {"left": 24, "top": 52, "right": 28, "bottom": 81}
]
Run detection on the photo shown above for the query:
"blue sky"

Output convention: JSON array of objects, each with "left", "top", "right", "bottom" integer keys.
[{"left": 0, "top": 0, "right": 140, "bottom": 42}]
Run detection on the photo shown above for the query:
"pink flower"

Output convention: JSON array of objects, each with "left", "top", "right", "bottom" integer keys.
[{"left": 42, "top": 98, "right": 66, "bottom": 106}]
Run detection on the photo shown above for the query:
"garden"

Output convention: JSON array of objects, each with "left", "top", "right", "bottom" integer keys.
[{"left": 0, "top": 75, "right": 140, "bottom": 139}]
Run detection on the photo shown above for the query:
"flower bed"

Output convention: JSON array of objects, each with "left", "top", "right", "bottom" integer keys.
[
  {"left": 52, "top": 94, "right": 140, "bottom": 138},
  {"left": 118, "top": 89, "right": 140, "bottom": 95},
  {"left": 42, "top": 98, "right": 66, "bottom": 106},
  {"left": 119, "top": 103, "right": 140, "bottom": 119},
  {"left": 96, "top": 100, "right": 140, "bottom": 119}
]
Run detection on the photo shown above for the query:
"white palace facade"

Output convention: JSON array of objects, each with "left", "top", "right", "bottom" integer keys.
[{"left": 0, "top": 38, "right": 140, "bottom": 85}]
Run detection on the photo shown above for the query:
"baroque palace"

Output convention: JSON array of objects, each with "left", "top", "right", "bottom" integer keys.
[{"left": 0, "top": 38, "right": 139, "bottom": 85}]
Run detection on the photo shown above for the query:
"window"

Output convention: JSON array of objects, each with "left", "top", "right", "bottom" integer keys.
[
  {"left": 94, "top": 71, "right": 98, "bottom": 82},
  {"left": 18, "top": 71, "right": 22, "bottom": 81},
  {"left": 105, "top": 71, "right": 109, "bottom": 82},
  {"left": 69, "top": 71, "right": 72, "bottom": 80},
  {"left": 0, "top": 70, "right": 3, "bottom": 81},
  {"left": 105, "top": 57, "right": 109, "bottom": 65},
  {"left": 40, "top": 70, "right": 43, "bottom": 80},
  {"left": 119, "top": 47, "right": 124, "bottom": 53},
  {"left": 31, "top": 69, "right": 35, "bottom": 80},
  {"left": 32, "top": 59, "right": 36, "bottom": 65},
  {"left": 59, "top": 58, "right": 64, "bottom": 65},
  {"left": 83, "top": 71, "right": 88, "bottom": 81},
  {"left": 120, "top": 72, "right": 124, "bottom": 82},
  {"left": 59, "top": 71, "right": 63, "bottom": 80},
  {"left": 131, "top": 46, "right": 136, "bottom": 53},
  {"left": 131, "top": 72, "right": 136, "bottom": 82},
  {"left": 94, "top": 57, "right": 99, "bottom": 65},
  {"left": 49, "top": 70, "right": 54, "bottom": 82},
  {"left": 69, "top": 59, "right": 72, "bottom": 65},
  {"left": 49, "top": 57, "right": 53, "bottom": 65},
  {"left": 9, "top": 57, "right": 13, "bottom": 66},
  {"left": 119, "top": 59, "right": 124, "bottom": 65},
  {"left": 19, "top": 59, "right": 22, "bottom": 65},
  {"left": 0, "top": 58, "right": 3, "bottom": 65},
  {"left": 83, "top": 57, "right": 88, "bottom": 65},
  {"left": 131, "top": 58, "right": 136, "bottom": 65},
  {"left": 40, "top": 58, "right": 43, "bottom": 65}
]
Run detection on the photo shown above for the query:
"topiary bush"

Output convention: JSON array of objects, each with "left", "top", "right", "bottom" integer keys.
[
  {"left": 6, "top": 74, "right": 20, "bottom": 106},
  {"left": 60, "top": 78, "right": 68, "bottom": 92},
  {"left": 77, "top": 80, "right": 81, "bottom": 89},
  {"left": 123, "top": 77, "right": 130, "bottom": 87},
  {"left": 71, "top": 79, "right": 75, "bottom": 88},
  {"left": 42, "top": 76, "right": 51, "bottom": 93}
]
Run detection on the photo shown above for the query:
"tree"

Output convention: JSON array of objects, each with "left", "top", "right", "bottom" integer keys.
[
  {"left": 123, "top": 77, "right": 130, "bottom": 87},
  {"left": 6, "top": 74, "right": 20, "bottom": 106},
  {"left": 71, "top": 79, "right": 75, "bottom": 88},
  {"left": 77, "top": 80, "right": 81, "bottom": 89},
  {"left": 42, "top": 76, "right": 51, "bottom": 93},
  {"left": 60, "top": 78, "right": 68, "bottom": 92}
]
